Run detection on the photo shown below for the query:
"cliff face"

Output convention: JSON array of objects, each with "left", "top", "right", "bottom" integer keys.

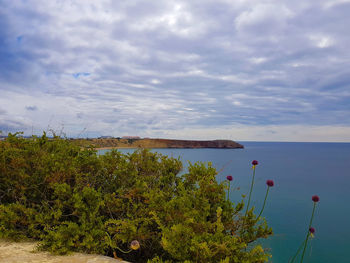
[
  {"left": 139, "top": 139, "right": 244, "bottom": 149},
  {"left": 76, "top": 138, "right": 244, "bottom": 149}
]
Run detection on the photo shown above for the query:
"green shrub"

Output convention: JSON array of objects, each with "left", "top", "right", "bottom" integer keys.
[{"left": 0, "top": 133, "right": 272, "bottom": 262}]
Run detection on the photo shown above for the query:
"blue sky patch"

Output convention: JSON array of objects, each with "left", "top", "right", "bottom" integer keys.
[{"left": 73, "top": 72, "right": 91, "bottom": 79}]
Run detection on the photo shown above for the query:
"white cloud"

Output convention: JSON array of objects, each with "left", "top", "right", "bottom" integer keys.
[
  {"left": 323, "top": 0, "right": 350, "bottom": 9},
  {"left": 150, "top": 79, "right": 161, "bottom": 84},
  {"left": 235, "top": 3, "right": 294, "bottom": 31},
  {"left": 129, "top": 2, "right": 206, "bottom": 38},
  {"left": 309, "top": 35, "right": 334, "bottom": 48},
  {"left": 250, "top": 57, "right": 268, "bottom": 64}
]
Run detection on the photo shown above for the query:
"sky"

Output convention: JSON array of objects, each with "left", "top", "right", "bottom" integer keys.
[{"left": 1, "top": 0, "right": 350, "bottom": 142}]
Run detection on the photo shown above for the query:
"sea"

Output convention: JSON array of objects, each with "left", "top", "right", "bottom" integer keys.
[{"left": 99, "top": 142, "right": 350, "bottom": 263}]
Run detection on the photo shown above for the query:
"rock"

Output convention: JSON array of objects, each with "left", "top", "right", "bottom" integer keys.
[{"left": 0, "top": 240, "right": 129, "bottom": 263}]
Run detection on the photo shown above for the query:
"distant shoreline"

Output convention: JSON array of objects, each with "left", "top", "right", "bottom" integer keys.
[
  {"left": 75, "top": 138, "right": 244, "bottom": 149},
  {"left": 95, "top": 146, "right": 136, "bottom": 150},
  {"left": 95, "top": 146, "right": 243, "bottom": 150}
]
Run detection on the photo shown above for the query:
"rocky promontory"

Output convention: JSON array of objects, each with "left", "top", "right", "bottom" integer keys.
[{"left": 74, "top": 138, "right": 244, "bottom": 149}]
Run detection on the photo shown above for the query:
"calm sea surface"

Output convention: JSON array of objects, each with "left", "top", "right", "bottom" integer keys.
[{"left": 99, "top": 142, "right": 350, "bottom": 263}]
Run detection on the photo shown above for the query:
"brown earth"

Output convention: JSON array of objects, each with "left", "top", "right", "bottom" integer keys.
[{"left": 0, "top": 240, "right": 129, "bottom": 263}]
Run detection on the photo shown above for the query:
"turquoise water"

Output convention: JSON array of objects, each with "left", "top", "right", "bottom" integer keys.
[{"left": 99, "top": 142, "right": 350, "bottom": 262}]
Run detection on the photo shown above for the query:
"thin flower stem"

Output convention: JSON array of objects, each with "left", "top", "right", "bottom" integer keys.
[
  {"left": 227, "top": 181, "right": 231, "bottom": 201},
  {"left": 115, "top": 247, "right": 132, "bottom": 254},
  {"left": 245, "top": 166, "right": 256, "bottom": 217},
  {"left": 289, "top": 239, "right": 307, "bottom": 263},
  {"left": 300, "top": 202, "right": 316, "bottom": 263},
  {"left": 106, "top": 232, "right": 132, "bottom": 254},
  {"left": 256, "top": 187, "right": 270, "bottom": 221}
]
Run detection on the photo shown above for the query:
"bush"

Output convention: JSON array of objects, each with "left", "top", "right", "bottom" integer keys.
[{"left": 0, "top": 133, "right": 272, "bottom": 262}]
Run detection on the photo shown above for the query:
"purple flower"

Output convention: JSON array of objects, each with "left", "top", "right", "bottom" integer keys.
[
  {"left": 226, "top": 175, "right": 233, "bottom": 181},
  {"left": 252, "top": 160, "right": 258, "bottom": 166},
  {"left": 309, "top": 227, "right": 315, "bottom": 234},
  {"left": 312, "top": 195, "right": 320, "bottom": 202},
  {"left": 266, "top": 180, "right": 274, "bottom": 187}
]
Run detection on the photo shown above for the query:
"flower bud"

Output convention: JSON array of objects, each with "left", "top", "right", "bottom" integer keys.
[
  {"left": 312, "top": 195, "right": 320, "bottom": 202},
  {"left": 266, "top": 180, "right": 274, "bottom": 187},
  {"left": 130, "top": 240, "right": 140, "bottom": 250},
  {"left": 252, "top": 160, "right": 258, "bottom": 166},
  {"left": 309, "top": 227, "right": 315, "bottom": 234}
]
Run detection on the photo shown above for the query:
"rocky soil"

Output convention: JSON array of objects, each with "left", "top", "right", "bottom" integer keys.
[{"left": 0, "top": 240, "right": 129, "bottom": 263}]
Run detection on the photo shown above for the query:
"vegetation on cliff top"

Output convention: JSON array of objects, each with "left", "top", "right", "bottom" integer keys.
[
  {"left": 72, "top": 138, "right": 244, "bottom": 149},
  {"left": 0, "top": 133, "right": 271, "bottom": 262}
]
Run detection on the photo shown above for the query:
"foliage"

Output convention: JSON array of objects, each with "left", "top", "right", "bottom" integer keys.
[{"left": 0, "top": 133, "right": 272, "bottom": 262}]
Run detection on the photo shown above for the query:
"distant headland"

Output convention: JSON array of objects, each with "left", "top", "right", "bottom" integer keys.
[{"left": 73, "top": 137, "right": 244, "bottom": 149}]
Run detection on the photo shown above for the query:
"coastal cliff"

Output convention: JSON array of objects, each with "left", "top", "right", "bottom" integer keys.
[{"left": 74, "top": 138, "right": 244, "bottom": 149}]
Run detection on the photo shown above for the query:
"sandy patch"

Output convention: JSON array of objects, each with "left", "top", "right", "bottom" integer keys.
[{"left": 0, "top": 240, "right": 129, "bottom": 263}]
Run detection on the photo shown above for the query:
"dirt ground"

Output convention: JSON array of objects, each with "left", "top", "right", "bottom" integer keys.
[{"left": 0, "top": 240, "right": 129, "bottom": 263}]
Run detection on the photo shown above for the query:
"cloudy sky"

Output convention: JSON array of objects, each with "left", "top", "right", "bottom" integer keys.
[{"left": 1, "top": 0, "right": 350, "bottom": 141}]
